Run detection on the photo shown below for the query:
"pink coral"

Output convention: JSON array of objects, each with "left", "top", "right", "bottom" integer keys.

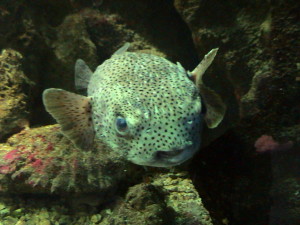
[
  {"left": 31, "top": 159, "right": 45, "bottom": 174},
  {"left": 46, "top": 143, "right": 54, "bottom": 152},
  {"left": 0, "top": 165, "right": 13, "bottom": 174},
  {"left": 255, "top": 135, "right": 293, "bottom": 153},
  {"left": 3, "top": 149, "right": 20, "bottom": 162}
]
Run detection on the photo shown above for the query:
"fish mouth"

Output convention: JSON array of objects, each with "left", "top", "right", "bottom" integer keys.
[
  {"left": 129, "top": 145, "right": 198, "bottom": 168},
  {"left": 155, "top": 149, "right": 184, "bottom": 159}
]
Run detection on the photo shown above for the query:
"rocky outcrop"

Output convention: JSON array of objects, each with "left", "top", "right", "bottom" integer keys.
[
  {"left": 0, "top": 125, "right": 135, "bottom": 194},
  {"left": 174, "top": 0, "right": 300, "bottom": 224},
  {"left": 0, "top": 49, "right": 33, "bottom": 141},
  {"left": 0, "top": 167, "right": 212, "bottom": 225},
  {"left": 174, "top": 0, "right": 299, "bottom": 139}
]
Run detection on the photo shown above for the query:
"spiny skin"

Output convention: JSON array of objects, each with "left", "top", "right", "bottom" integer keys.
[{"left": 88, "top": 52, "right": 203, "bottom": 167}]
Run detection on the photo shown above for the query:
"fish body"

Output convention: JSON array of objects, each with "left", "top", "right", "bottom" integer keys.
[{"left": 43, "top": 44, "right": 225, "bottom": 167}]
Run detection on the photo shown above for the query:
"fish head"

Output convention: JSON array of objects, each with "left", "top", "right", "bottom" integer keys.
[
  {"left": 92, "top": 76, "right": 204, "bottom": 167},
  {"left": 89, "top": 48, "right": 226, "bottom": 168}
]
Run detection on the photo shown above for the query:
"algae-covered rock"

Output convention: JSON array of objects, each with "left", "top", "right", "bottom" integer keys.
[
  {"left": 152, "top": 171, "right": 213, "bottom": 225},
  {"left": 174, "top": 0, "right": 299, "bottom": 139},
  {"left": 80, "top": 1, "right": 198, "bottom": 67},
  {"left": 42, "top": 11, "right": 99, "bottom": 93},
  {"left": 94, "top": 170, "right": 213, "bottom": 225},
  {"left": 53, "top": 13, "right": 98, "bottom": 69},
  {"left": 174, "top": 0, "right": 300, "bottom": 224},
  {"left": 0, "top": 168, "right": 212, "bottom": 225},
  {"left": 0, "top": 125, "right": 135, "bottom": 194},
  {"left": 0, "top": 49, "right": 33, "bottom": 141},
  {"left": 101, "top": 183, "right": 168, "bottom": 225}
]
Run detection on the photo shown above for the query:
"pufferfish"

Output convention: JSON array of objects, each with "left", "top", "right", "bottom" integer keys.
[{"left": 43, "top": 43, "right": 225, "bottom": 167}]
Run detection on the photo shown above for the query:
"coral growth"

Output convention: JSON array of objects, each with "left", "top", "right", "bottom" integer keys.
[
  {"left": 0, "top": 125, "right": 132, "bottom": 193},
  {"left": 255, "top": 135, "right": 293, "bottom": 153}
]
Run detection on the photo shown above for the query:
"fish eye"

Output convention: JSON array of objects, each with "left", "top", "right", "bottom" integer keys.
[{"left": 116, "top": 117, "right": 128, "bottom": 133}]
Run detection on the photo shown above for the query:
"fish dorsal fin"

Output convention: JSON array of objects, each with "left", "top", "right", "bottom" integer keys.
[
  {"left": 75, "top": 59, "right": 93, "bottom": 91},
  {"left": 176, "top": 62, "right": 186, "bottom": 74},
  {"left": 43, "top": 88, "right": 94, "bottom": 150},
  {"left": 112, "top": 42, "right": 130, "bottom": 56},
  {"left": 191, "top": 48, "right": 226, "bottom": 129}
]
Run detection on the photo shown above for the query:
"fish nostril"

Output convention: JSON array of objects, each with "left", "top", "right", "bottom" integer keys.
[{"left": 156, "top": 149, "right": 184, "bottom": 159}]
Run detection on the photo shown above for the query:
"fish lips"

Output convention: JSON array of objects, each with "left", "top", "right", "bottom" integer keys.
[
  {"left": 155, "top": 149, "right": 184, "bottom": 159},
  {"left": 151, "top": 147, "right": 196, "bottom": 167}
]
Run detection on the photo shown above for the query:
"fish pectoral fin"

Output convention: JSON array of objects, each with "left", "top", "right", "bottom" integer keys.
[
  {"left": 199, "top": 84, "right": 226, "bottom": 129},
  {"left": 75, "top": 59, "right": 93, "bottom": 92},
  {"left": 191, "top": 48, "right": 218, "bottom": 87},
  {"left": 190, "top": 48, "right": 225, "bottom": 128},
  {"left": 43, "top": 88, "right": 94, "bottom": 150}
]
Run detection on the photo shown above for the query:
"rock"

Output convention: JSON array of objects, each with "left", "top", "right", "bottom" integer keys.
[
  {"left": 11, "top": 208, "right": 23, "bottom": 218},
  {"left": 152, "top": 171, "right": 213, "bottom": 225},
  {"left": 102, "top": 183, "right": 168, "bottom": 225},
  {"left": 0, "top": 169, "right": 212, "bottom": 225},
  {"left": 0, "top": 125, "right": 136, "bottom": 194},
  {"left": 47, "top": 12, "right": 99, "bottom": 92},
  {"left": 80, "top": 1, "right": 198, "bottom": 67},
  {"left": 91, "top": 214, "right": 102, "bottom": 223},
  {"left": 101, "top": 170, "right": 212, "bottom": 225},
  {"left": 2, "top": 216, "right": 18, "bottom": 225},
  {"left": 269, "top": 151, "right": 300, "bottom": 224},
  {"left": 54, "top": 13, "right": 98, "bottom": 66},
  {"left": 0, "top": 207, "right": 9, "bottom": 217},
  {"left": 174, "top": 0, "right": 299, "bottom": 141},
  {"left": 174, "top": 0, "right": 300, "bottom": 224},
  {"left": 0, "top": 49, "right": 33, "bottom": 141},
  {"left": 15, "top": 219, "right": 26, "bottom": 225}
]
